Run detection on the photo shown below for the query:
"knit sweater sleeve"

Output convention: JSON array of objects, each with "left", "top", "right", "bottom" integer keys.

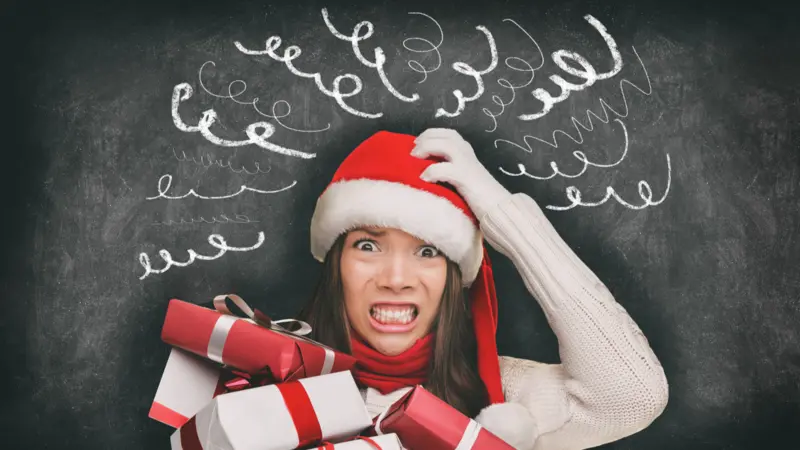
[{"left": 480, "top": 193, "right": 669, "bottom": 449}]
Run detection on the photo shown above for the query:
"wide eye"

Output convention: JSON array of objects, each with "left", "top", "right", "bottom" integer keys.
[
  {"left": 417, "top": 245, "right": 441, "bottom": 258},
  {"left": 354, "top": 238, "right": 379, "bottom": 252}
]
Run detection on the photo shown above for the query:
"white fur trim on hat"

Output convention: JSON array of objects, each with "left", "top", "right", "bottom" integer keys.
[
  {"left": 310, "top": 179, "right": 483, "bottom": 285},
  {"left": 475, "top": 402, "right": 537, "bottom": 450}
]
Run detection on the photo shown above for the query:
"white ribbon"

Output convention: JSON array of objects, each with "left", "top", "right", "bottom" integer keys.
[
  {"left": 454, "top": 419, "right": 483, "bottom": 450},
  {"left": 207, "top": 314, "right": 237, "bottom": 364}
]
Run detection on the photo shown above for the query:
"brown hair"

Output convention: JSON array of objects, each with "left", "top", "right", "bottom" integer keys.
[{"left": 296, "top": 233, "right": 490, "bottom": 418}]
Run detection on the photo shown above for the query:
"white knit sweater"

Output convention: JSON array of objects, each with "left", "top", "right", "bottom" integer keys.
[{"left": 360, "top": 193, "right": 669, "bottom": 449}]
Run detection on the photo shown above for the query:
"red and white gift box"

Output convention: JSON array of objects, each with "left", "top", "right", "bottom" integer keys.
[
  {"left": 161, "top": 297, "right": 356, "bottom": 378},
  {"left": 314, "top": 434, "right": 403, "bottom": 450},
  {"left": 373, "top": 386, "right": 514, "bottom": 450},
  {"left": 170, "top": 371, "right": 373, "bottom": 450}
]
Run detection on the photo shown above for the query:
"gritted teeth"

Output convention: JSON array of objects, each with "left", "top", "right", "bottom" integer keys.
[{"left": 369, "top": 305, "right": 418, "bottom": 325}]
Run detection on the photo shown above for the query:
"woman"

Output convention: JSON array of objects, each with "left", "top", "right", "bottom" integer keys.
[{"left": 297, "top": 129, "right": 668, "bottom": 449}]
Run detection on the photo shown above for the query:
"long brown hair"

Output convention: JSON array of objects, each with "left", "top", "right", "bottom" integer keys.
[{"left": 296, "top": 233, "right": 489, "bottom": 418}]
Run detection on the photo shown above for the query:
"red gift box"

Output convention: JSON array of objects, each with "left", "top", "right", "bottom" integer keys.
[
  {"left": 161, "top": 295, "right": 356, "bottom": 382},
  {"left": 372, "top": 386, "right": 515, "bottom": 450}
]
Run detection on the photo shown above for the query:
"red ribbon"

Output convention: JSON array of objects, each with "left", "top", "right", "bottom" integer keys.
[
  {"left": 276, "top": 382, "right": 323, "bottom": 447},
  {"left": 319, "top": 436, "right": 384, "bottom": 449},
  {"left": 179, "top": 380, "right": 324, "bottom": 449}
]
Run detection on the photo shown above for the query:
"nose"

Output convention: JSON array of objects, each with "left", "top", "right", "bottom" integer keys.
[{"left": 376, "top": 253, "right": 417, "bottom": 293}]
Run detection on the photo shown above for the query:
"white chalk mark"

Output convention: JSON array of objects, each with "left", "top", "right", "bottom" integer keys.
[
  {"left": 146, "top": 174, "right": 296, "bottom": 200},
  {"left": 197, "top": 61, "right": 331, "bottom": 134},
  {"left": 173, "top": 148, "right": 272, "bottom": 176},
  {"left": 495, "top": 46, "right": 652, "bottom": 151},
  {"left": 171, "top": 83, "right": 317, "bottom": 159},
  {"left": 545, "top": 153, "right": 672, "bottom": 211},
  {"left": 746, "top": 173, "right": 759, "bottom": 190},
  {"left": 519, "top": 15, "right": 623, "bottom": 121},
  {"left": 435, "top": 26, "right": 499, "bottom": 118},
  {"left": 151, "top": 214, "right": 260, "bottom": 226},
  {"left": 499, "top": 118, "right": 630, "bottom": 180},
  {"left": 234, "top": 37, "right": 382, "bottom": 119},
  {"left": 119, "top": 176, "right": 133, "bottom": 192},
  {"left": 482, "top": 18, "right": 545, "bottom": 132},
  {"left": 138, "top": 231, "right": 265, "bottom": 280},
  {"left": 321, "top": 8, "right": 419, "bottom": 103},
  {"left": 402, "top": 12, "right": 444, "bottom": 83}
]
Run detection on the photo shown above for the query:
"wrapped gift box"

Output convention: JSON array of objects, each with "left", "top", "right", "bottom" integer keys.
[
  {"left": 170, "top": 371, "right": 373, "bottom": 450},
  {"left": 149, "top": 348, "right": 225, "bottom": 428},
  {"left": 373, "top": 386, "right": 514, "bottom": 450},
  {"left": 314, "top": 434, "right": 403, "bottom": 450},
  {"left": 161, "top": 298, "right": 356, "bottom": 380}
]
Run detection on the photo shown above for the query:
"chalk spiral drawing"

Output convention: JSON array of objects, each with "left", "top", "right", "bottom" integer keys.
[
  {"left": 138, "top": 232, "right": 265, "bottom": 280},
  {"left": 481, "top": 18, "right": 545, "bottom": 132},
  {"left": 516, "top": 15, "right": 623, "bottom": 121},
  {"left": 500, "top": 117, "right": 632, "bottom": 181},
  {"left": 197, "top": 61, "right": 331, "bottom": 134},
  {"left": 402, "top": 12, "right": 444, "bottom": 83},
  {"left": 321, "top": 8, "right": 420, "bottom": 104},
  {"left": 172, "top": 83, "right": 317, "bottom": 159},
  {"left": 435, "top": 26, "right": 498, "bottom": 118}
]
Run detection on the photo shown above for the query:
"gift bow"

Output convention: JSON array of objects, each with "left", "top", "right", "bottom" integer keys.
[
  {"left": 212, "top": 293, "right": 312, "bottom": 335},
  {"left": 206, "top": 293, "right": 314, "bottom": 367}
]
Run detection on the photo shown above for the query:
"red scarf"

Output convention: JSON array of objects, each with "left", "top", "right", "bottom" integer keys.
[{"left": 349, "top": 332, "right": 434, "bottom": 394}]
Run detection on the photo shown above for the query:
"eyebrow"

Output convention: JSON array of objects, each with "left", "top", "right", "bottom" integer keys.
[{"left": 350, "top": 227, "right": 386, "bottom": 237}]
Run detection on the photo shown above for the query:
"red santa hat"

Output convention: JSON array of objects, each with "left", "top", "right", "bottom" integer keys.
[{"left": 309, "top": 130, "right": 505, "bottom": 405}]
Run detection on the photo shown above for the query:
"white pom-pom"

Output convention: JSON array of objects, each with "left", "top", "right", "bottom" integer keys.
[{"left": 475, "top": 402, "right": 537, "bottom": 450}]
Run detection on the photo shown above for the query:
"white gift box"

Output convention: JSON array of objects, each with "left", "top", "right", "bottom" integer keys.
[
  {"left": 170, "top": 371, "right": 372, "bottom": 450},
  {"left": 150, "top": 348, "right": 222, "bottom": 428},
  {"left": 313, "top": 433, "right": 404, "bottom": 450}
]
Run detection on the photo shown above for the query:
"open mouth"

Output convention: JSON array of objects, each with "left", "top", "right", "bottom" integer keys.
[{"left": 369, "top": 304, "right": 419, "bottom": 326}]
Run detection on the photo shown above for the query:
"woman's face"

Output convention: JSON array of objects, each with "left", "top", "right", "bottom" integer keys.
[{"left": 340, "top": 226, "right": 447, "bottom": 356}]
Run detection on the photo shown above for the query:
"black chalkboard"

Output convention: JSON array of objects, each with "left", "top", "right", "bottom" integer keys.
[{"left": 3, "top": 0, "right": 799, "bottom": 448}]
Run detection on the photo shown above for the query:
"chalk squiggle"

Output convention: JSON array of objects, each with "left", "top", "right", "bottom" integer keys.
[
  {"left": 138, "top": 231, "right": 265, "bottom": 280},
  {"left": 402, "top": 12, "right": 444, "bottom": 83},
  {"left": 321, "top": 8, "right": 419, "bottom": 103},
  {"left": 152, "top": 214, "right": 260, "bottom": 226},
  {"left": 545, "top": 153, "right": 672, "bottom": 211},
  {"left": 198, "top": 61, "right": 330, "bottom": 133},
  {"left": 482, "top": 18, "right": 545, "bottom": 132},
  {"left": 173, "top": 148, "right": 271, "bottom": 176},
  {"left": 499, "top": 118, "right": 630, "bottom": 180},
  {"left": 494, "top": 46, "right": 652, "bottom": 152},
  {"left": 172, "top": 83, "right": 316, "bottom": 159},
  {"left": 146, "top": 174, "right": 296, "bottom": 200},
  {"left": 435, "top": 26, "right": 498, "bottom": 118}
]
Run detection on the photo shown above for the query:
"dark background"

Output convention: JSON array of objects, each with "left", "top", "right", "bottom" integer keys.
[{"left": 2, "top": 0, "right": 799, "bottom": 448}]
